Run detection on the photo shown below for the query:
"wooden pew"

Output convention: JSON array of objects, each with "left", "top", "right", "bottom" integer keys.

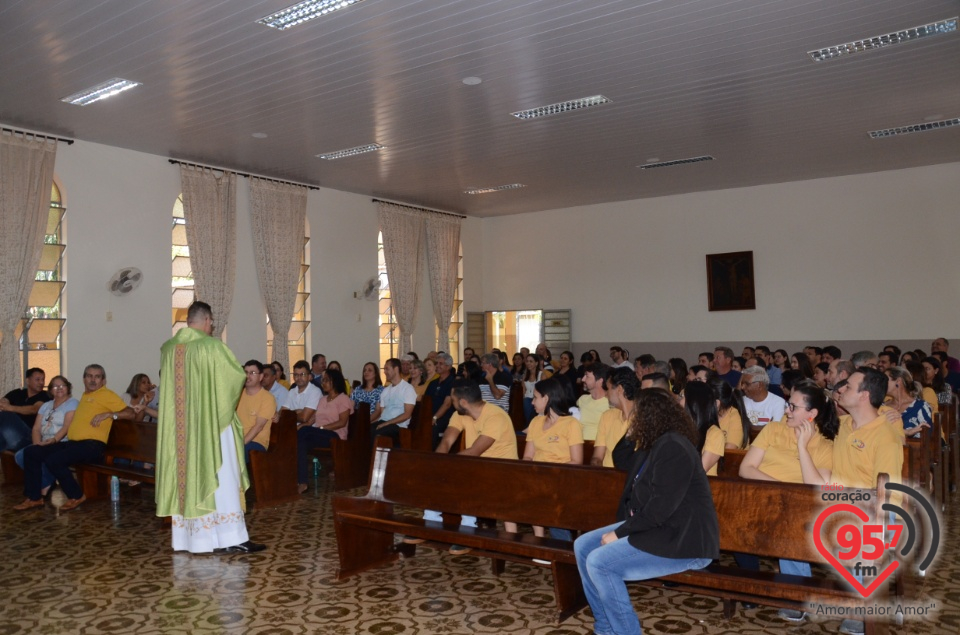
[
  {"left": 939, "top": 396, "right": 958, "bottom": 494},
  {"left": 717, "top": 448, "right": 747, "bottom": 477},
  {"left": 398, "top": 395, "right": 434, "bottom": 452},
  {"left": 75, "top": 419, "right": 157, "bottom": 499},
  {"left": 333, "top": 446, "right": 896, "bottom": 630},
  {"left": 515, "top": 434, "right": 594, "bottom": 465},
  {"left": 1, "top": 450, "right": 23, "bottom": 485},
  {"left": 248, "top": 410, "right": 299, "bottom": 508},
  {"left": 329, "top": 403, "right": 372, "bottom": 491}
]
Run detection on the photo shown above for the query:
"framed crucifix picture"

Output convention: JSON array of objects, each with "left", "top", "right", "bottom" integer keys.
[{"left": 706, "top": 251, "right": 755, "bottom": 311}]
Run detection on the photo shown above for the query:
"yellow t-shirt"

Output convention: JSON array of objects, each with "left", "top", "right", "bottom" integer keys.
[
  {"left": 527, "top": 415, "right": 583, "bottom": 463},
  {"left": 702, "top": 425, "right": 725, "bottom": 476},
  {"left": 832, "top": 413, "right": 904, "bottom": 491},
  {"left": 719, "top": 408, "right": 745, "bottom": 449},
  {"left": 236, "top": 389, "right": 277, "bottom": 450},
  {"left": 877, "top": 404, "right": 906, "bottom": 441},
  {"left": 68, "top": 387, "right": 128, "bottom": 443},
  {"left": 448, "top": 403, "right": 518, "bottom": 460},
  {"left": 921, "top": 387, "right": 938, "bottom": 415},
  {"left": 753, "top": 418, "right": 833, "bottom": 483},
  {"left": 576, "top": 395, "right": 610, "bottom": 441},
  {"left": 595, "top": 408, "right": 630, "bottom": 468}
]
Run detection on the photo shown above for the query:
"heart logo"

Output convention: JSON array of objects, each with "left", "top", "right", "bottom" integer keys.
[{"left": 812, "top": 503, "right": 900, "bottom": 598}]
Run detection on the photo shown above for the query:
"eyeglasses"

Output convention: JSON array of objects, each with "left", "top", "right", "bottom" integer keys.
[
  {"left": 293, "top": 372, "right": 308, "bottom": 377},
  {"left": 786, "top": 402, "right": 807, "bottom": 412}
]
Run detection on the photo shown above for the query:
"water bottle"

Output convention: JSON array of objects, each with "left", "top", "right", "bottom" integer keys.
[
  {"left": 312, "top": 457, "right": 320, "bottom": 479},
  {"left": 110, "top": 475, "right": 120, "bottom": 502}
]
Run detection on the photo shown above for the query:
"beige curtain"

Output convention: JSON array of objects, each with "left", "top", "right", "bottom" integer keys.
[
  {"left": 179, "top": 166, "right": 237, "bottom": 339},
  {"left": 425, "top": 214, "right": 461, "bottom": 353},
  {"left": 377, "top": 202, "right": 425, "bottom": 356},
  {"left": 0, "top": 133, "right": 57, "bottom": 390},
  {"left": 249, "top": 178, "right": 307, "bottom": 374}
]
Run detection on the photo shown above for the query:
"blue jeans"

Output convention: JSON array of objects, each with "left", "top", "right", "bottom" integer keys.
[
  {"left": 244, "top": 441, "right": 267, "bottom": 465},
  {"left": 575, "top": 522, "right": 712, "bottom": 635},
  {"left": 0, "top": 413, "right": 32, "bottom": 452},
  {"left": 296, "top": 426, "right": 339, "bottom": 484},
  {"left": 779, "top": 559, "right": 811, "bottom": 577},
  {"left": 15, "top": 446, "right": 55, "bottom": 492}
]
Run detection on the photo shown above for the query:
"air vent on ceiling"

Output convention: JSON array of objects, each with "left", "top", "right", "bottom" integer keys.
[
  {"left": 511, "top": 95, "right": 611, "bottom": 120},
  {"left": 869, "top": 117, "right": 960, "bottom": 139},
  {"left": 808, "top": 17, "right": 957, "bottom": 62},
  {"left": 639, "top": 156, "right": 714, "bottom": 170},
  {"left": 464, "top": 184, "right": 526, "bottom": 195},
  {"left": 316, "top": 143, "right": 384, "bottom": 160}
]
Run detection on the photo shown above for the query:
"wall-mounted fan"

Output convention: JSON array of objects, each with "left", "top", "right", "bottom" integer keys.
[
  {"left": 357, "top": 275, "right": 380, "bottom": 301},
  {"left": 107, "top": 267, "right": 143, "bottom": 296}
]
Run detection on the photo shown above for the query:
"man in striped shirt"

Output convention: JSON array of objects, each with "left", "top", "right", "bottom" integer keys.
[{"left": 479, "top": 353, "right": 511, "bottom": 412}]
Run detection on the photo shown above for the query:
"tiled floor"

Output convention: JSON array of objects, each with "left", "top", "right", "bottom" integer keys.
[{"left": 1, "top": 472, "right": 956, "bottom": 634}]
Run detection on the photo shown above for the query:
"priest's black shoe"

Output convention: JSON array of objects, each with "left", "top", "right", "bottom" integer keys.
[{"left": 215, "top": 541, "right": 266, "bottom": 554}]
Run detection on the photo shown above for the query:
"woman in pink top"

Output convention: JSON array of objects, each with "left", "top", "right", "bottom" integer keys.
[{"left": 296, "top": 368, "right": 354, "bottom": 493}]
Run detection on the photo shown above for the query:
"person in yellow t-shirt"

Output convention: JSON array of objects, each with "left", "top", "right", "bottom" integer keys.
[
  {"left": 14, "top": 364, "right": 133, "bottom": 511},
  {"left": 710, "top": 377, "right": 750, "bottom": 451},
  {"left": 523, "top": 377, "right": 583, "bottom": 540},
  {"left": 592, "top": 368, "right": 638, "bottom": 468},
  {"left": 422, "top": 378, "right": 520, "bottom": 552},
  {"left": 681, "top": 381, "right": 725, "bottom": 476},
  {"left": 576, "top": 364, "right": 611, "bottom": 441},
  {"left": 237, "top": 361, "right": 277, "bottom": 463}
]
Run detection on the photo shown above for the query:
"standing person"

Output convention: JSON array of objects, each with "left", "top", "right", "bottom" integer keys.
[
  {"left": 14, "top": 364, "right": 133, "bottom": 511},
  {"left": 574, "top": 388, "right": 718, "bottom": 635},
  {"left": 155, "top": 301, "right": 265, "bottom": 554}
]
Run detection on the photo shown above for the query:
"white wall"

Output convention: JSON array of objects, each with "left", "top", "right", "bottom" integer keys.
[{"left": 480, "top": 162, "right": 960, "bottom": 346}]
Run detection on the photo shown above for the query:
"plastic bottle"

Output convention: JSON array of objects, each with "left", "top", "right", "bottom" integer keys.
[
  {"left": 110, "top": 475, "right": 120, "bottom": 502},
  {"left": 312, "top": 457, "right": 320, "bottom": 478}
]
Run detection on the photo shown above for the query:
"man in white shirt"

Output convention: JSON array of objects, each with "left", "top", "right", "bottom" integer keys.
[
  {"left": 372, "top": 358, "right": 417, "bottom": 445},
  {"left": 740, "top": 365, "right": 785, "bottom": 426},
  {"left": 282, "top": 360, "right": 322, "bottom": 428},
  {"left": 609, "top": 346, "right": 633, "bottom": 369}
]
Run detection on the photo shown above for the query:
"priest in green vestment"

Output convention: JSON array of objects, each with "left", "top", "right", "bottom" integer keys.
[{"left": 156, "top": 301, "right": 265, "bottom": 553}]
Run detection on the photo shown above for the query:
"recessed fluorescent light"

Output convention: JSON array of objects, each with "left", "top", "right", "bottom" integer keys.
[
  {"left": 462, "top": 76, "right": 482, "bottom": 86},
  {"left": 252, "top": 132, "right": 268, "bottom": 139},
  {"left": 316, "top": 143, "right": 384, "bottom": 160},
  {"left": 869, "top": 117, "right": 960, "bottom": 139},
  {"left": 61, "top": 78, "right": 142, "bottom": 106},
  {"left": 464, "top": 184, "right": 526, "bottom": 195},
  {"left": 511, "top": 95, "right": 611, "bottom": 120},
  {"left": 808, "top": 17, "right": 957, "bottom": 62},
  {"left": 638, "top": 156, "right": 714, "bottom": 169},
  {"left": 257, "top": 0, "right": 365, "bottom": 30}
]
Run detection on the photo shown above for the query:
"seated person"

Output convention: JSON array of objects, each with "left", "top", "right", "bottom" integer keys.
[
  {"left": 237, "top": 361, "right": 275, "bottom": 463},
  {"left": 682, "top": 381, "right": 724, "bottom": 475},
  {"left": 0, "top": 367, "right": 51, "bottom": 453},
  {"left": 14, "top": 364, "right": 132, "bottom": 511},
  {"left": 371, "top": 358, "right": 416, "bottom": 445},
  {"left": 122, "top": 373, "right": 157, "bottom": 422},
  {"left": 14, "top": 375, "right": 78, "bottom": 495},
  {"left": 297, "top": 368, "right": 353, "bottom": 493},
  {"left": 282, "top": 360, "right": 321, "bottom": 428}
]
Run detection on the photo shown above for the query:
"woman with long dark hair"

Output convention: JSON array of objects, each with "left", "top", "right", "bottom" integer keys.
[
  {"left": 790, "top": 353, "right": 814, "bottom": 379},
  {"left": 574, "top": 388, "right": 718, "bottom": 635},
  {"left": 297, "top": 368, "right": 354, "bottom": 493},
  {"left": 682, "top": 381, "right": 724, "bottom": 475},
  {"left": 351, "top": 362, "right": 383, "bottom": 411},
  {"left": 669, "top": 357, "right": 688, "bottom": 396},
  {"left": 708, "top": 376, "right": 749, "bottom": 450}
]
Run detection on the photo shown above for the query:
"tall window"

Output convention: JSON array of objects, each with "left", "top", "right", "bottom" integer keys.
[
  {"left": 377, "top": 231, "right": 463, "bottom": 366},
  {"left": 267, "top": 229, "right": 310, "bottom": 366},
  {"left": 377, "top": 231, "right": 397, "bottom": 368},
  {"left": 171, "top": 196, "right": 193, "bottom": 333},
  {"left": 21, "top": 182, "right": 66, "bottom": 377},
  {"left": 436, "top": 243, "right": 463, "bottom": 365}
]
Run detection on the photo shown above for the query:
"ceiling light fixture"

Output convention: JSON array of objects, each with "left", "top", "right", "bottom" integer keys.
[
  {"left": 316, "top": 143, "right": 384, "bottom": 160},
  {"left": 869, "top": 117, "right": 960, "bottom": 139},
  {"left": 638, "top": 156, "right": 714, "bottom": 169},
  {"left": 251, "top": 132, "right": 268, "bottom": 138},
  {"left": 61, "top": 78, "right": 142, "bottom": 106},
  {"left": 462, "top": 77, "right": 482, "bottom": 86},
  {"left": 257, "top": 0, "right": 365, "bottom": 30},
  {"left": 464, "top": 184, "right": 526, "bottom": 195},
  {"left": 808, "top": 17, "right": 957, "bottom": 62},
  {"left": 511, "top": 95, "right": 611, "bottom": 120}
]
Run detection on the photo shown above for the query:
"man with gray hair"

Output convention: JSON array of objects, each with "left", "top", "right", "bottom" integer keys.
[
  {"left": 426, "top": 353, "right": 456, "bottom": 448},
  {"left": 652, "top": 360, "right": 671, "bottom": 380},
  {"left": 479, "top": 353, "right": 511, "bottom": 411},
  {"left": 740, "top": 365, "right": 785, "bottom": 426},
  {"left": 850, "top": 351, "right": 879, "bottom": 370}
]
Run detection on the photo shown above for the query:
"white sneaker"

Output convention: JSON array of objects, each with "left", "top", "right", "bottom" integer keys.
[
  {"left": 532, "top": 558, "right": 551, "bottom": 565},
  {"left": 778, "top": 609, "right": 805, "bottom": 622},
  {"left": 839, "top": 619, "right": 864, "bottom": 634}
]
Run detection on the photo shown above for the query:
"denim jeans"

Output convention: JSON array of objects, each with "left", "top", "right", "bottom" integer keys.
[
  {"left": 575, "top": 522, "right": 712, "bottom": 635},
  {"left": 244, "top": 441, "right": 267, "bottom": 466},
  {"left": 22, "top": 440, "right": 106, "bottom": 500},
  {"left": 296, "top": 426, "right": 339, "bottom": 483},
  {"left": 0, "top": 413, "right": 32, "bottom": 452},
  {"left": 15, "top": 446, "right": 54, "bottom": 491},
  {"left": 779, "top": 559, "right": 811, "bottom": 577}
]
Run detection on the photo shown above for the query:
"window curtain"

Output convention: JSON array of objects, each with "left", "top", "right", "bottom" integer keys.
[
  {"left": 377, "top": 202, "right": 425, "bottom": 356},
  {"left": 0, "top": 133, "right": 57, "bottom": 390},
  {"left": 425, "top": 214, "right": 461, "bottom": 353},
  {"left": 249, "top": 178, "right": 307, "bottom": 375},
  {"left": 179, "top": 165, "right": 237, "bottom": 339}
]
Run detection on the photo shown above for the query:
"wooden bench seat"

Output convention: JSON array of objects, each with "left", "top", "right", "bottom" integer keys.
[
  {"left": 248, "top": 410, "right": 298, "bottom": 508},
  {"left": 334, "top": 445, "right": 898, "bottom": 631},
  {"left": 1, "top": 449, "right": 23, "bottom": 485},
  {"left": 307, "top": 403, "right": 372, "bottom": 491},
  {"left": 76, "top": 419, "right": 157, "bottom": 499}
]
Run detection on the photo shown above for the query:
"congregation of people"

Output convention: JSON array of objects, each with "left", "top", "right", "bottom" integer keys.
[{"left": 3, "top": 336, "right": 955, "bottom": 634}]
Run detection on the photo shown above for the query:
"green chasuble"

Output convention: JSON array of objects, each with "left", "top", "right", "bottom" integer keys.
[{"left": 155, "top": 327, "right": 247, "bottom": 518}]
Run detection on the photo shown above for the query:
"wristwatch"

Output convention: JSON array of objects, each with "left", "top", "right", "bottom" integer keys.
[{"left": 112, "top": 413, "right": 119, "bottom": 420}]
